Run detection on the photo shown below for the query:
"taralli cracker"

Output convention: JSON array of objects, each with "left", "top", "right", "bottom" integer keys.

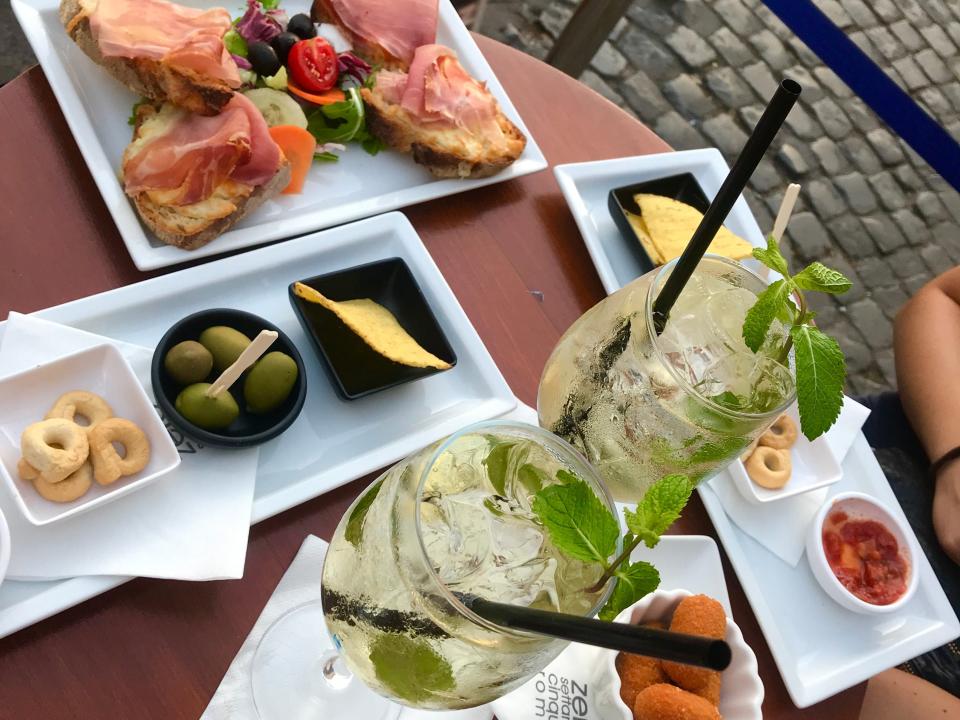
[
  {"left": 45, "top": 390, "right": 113, "bottom": 428},
  {"left": 745, "top": 445, "right": 792, "bottom": 489},
  {"left": 636, "top": 194, "right": 753, "bottom": 263},
  {"left": 758, "top": 413, "right": 798, "bottom": 450},
  {"left": 88, "top": 418, "right": 151, "bottom": 486},
  {"left": 21, "top": 418, "right": 89, "bottom": 483},
  {"left": 293, "top": 282, "right": 451, "bottom": 370},
  {"left": 32, "top": 462, "right": 93, "bottom": 503}
]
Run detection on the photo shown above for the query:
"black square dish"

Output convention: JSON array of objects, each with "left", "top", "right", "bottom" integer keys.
[
  {"left": 289, "top": 258, "right": 457, "bottom": 400},
  {"left": 608, "top": 173, "right": 711, "bottom": 271}
]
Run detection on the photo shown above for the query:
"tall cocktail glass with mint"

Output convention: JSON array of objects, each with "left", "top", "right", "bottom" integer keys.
[{"left": 538, "top": 255, "right": 796, "bottom": 502}]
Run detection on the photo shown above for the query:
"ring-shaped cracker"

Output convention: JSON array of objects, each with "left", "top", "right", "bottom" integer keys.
[
  {"left": 745, "top": 445, "right": 792, "bottom": 489},
  {"left": 21, "top": 418, "right": 89, "bottom": 483},
  {"left": 758, "top": 414, "right": 798, "bottom": 450},
  {"left": 88, "top": 418, "right": 150, "bottom": 486},
  {"left": 33, "top": 461, "right": 93, "bottom": 502},
  {"left": 45, "top": 390, "right": 113, "bottom": 428}
]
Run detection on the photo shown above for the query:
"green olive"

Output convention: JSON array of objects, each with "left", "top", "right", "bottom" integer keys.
[
  {"left": 175, "top": 383, "right": 240, "bottom": 430},
  {"left": 243, "top": 351, "right": 299, "bottom": 414},
  {"left": 164, "top": 340, "right": 214, "bottom": 385},
  {"left": 199, "top": 326, "right": 251, "bottom": 372}
]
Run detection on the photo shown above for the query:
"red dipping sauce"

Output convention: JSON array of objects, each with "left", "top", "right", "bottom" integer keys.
[{"left": 821, "top": 510, "right": 909, "bottom": 606}]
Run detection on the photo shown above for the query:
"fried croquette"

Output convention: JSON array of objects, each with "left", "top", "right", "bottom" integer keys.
[
  {"left": 632, "top": 683, "right": 721, "bottom": 720},
  {"left": 662, "top": 595, "right": 727, "bottom": 693},
  {"left": 616, "top": 651, "right": 668, "bottom": 709},
  {"left": 692, "top": 671, "right": 722, "bottom": 706}
]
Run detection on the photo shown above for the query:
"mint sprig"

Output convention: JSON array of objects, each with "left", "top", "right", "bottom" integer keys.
[
  {"left": 744, "top": 235, "right": 850, "bottom": 440},
  {"left": 532, "top": 473, "right": 692, "bottom": 621}
]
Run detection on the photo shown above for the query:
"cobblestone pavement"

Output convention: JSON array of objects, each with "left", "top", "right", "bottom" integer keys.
[
  {"left": 4, "top": 1, "right": 960, "bottom": 392},
  {"left": 484, "top": 0, "right": 960, "bottom": 395}
]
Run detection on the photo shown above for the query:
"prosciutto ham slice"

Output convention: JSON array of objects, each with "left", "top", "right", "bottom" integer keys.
[
  {"left": 374, "top": 45, "right": 505, "bottom": 140},
  {"left": 322, "top": 0, "right": 437, "bottom": 67},
  {"left": 123, "top": 94, "right": 281, "bottom": 205},
  {"left": 80, "top": 0, "right": 240, "bottom": 87}
]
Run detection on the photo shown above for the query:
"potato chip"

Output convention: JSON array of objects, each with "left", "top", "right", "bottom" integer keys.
[
  {"left": 635, "top": 194, "right": 753, "bottom": 262},
  {"left": 624, "top": 210, "right": 664, "bottom": 263},
  {"left": 293, "top": 282, "right": 451, "bottom": 369}
]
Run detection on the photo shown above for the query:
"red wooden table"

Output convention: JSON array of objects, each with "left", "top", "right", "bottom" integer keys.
[{"left": 0, "top": 36, "right": 865, "bottom": 719}]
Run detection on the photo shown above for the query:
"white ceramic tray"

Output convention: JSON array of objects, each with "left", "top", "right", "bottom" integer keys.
[
  {"left": 554, "top": 149, "right": 768, "bottom": 295},
  {"left": 0, "top": 212, "right": 516, "bottom": 638},
  {"left": 11, "top": 0, "right": 547, "bottom": 271},
  {"left": 699, "top": 435, "right": 960, "bottom": 708}
]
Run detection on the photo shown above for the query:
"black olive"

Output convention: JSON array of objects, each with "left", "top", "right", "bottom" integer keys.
[
  {"left": 287, "top": 13, "right": 316, "bottom": 40},
  {"left": 248, "top": 41, "right": 281, "bottom": 77},
  {"left": 271, "top": 31, "right": 299, "bottom": 66}
]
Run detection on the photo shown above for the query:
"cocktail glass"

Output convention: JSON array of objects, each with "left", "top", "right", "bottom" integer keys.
[
  {"left": 250, "top": 420, "right": 618, "bottom": 717},
  {"left": 538, "top": 255, "right": 797, "bottom": 502}
]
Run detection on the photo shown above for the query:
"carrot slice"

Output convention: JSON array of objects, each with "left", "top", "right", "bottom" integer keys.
[
  {"left": 268, "top": 125, "right": 317, "bottom": 194},
  {"left": 287, "top": 83, "right": 346, "bottom": 105}
]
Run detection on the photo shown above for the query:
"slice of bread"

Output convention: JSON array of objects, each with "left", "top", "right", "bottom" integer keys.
[
  {"left": 60, "top": 0, "right": 234, "bottom": 116},
  {"left": 310, "top": 0, "right": 407, "bottom": 70},
  {"left": 361, "top": 86, "right": 526, "bottom": 179},
  {"left": 124, "top": 104, "right": 291, "bottom": 250}
]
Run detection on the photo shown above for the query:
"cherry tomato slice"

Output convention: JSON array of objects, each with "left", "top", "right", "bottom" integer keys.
[{"left": 287, "top": 38, "right": 338, "bottom": 93}]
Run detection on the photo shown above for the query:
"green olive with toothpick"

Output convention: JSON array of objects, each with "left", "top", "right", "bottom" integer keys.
[
  {"left": 243, "top": 352, "right": 299, "bottom": 414},
  {"left": 175, "top": 383, "right": 240, "bottom": 430}
]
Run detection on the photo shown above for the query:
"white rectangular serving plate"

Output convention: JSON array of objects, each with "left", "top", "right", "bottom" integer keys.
[
  {"left": 554, "top": 149, "right": 768, "bottom": 295},
  {"left": 0, "top": 212, "right": 516, "bottom": 638},
  {"left": 699, "top": 435, "right": 960, "bottom": 708},
  {"left": 11, "top": 0, "right": 547, "bottom": 271}
]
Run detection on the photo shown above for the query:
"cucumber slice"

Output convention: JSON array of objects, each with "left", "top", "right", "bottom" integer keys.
[{"left": 243, "top": 88, "right": 308, "bottom": 129}]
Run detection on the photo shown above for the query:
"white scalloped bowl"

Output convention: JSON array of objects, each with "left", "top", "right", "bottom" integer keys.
[
  {"left": 0, "top": 504, "right": 10, "bottom": 590},
  {"left": 592, "top": 589, "right": 763, "bottom": 720}
]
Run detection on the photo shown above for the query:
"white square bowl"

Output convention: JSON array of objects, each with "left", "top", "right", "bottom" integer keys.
[
  {"left": 728, "top": 404, "right": 842, "bottom": 504},
  {"left": 0, "top": 344, "right": 180, "bottom": 525}
]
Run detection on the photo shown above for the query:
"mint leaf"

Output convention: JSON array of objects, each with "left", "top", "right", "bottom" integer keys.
[
  {"left": 532, "top": 479, "right": 618, "bottom": 564},
  {"left": 742, "top": 279, "right": 790, "bottom": 352},
  {"left": 483, "top": 440, "right": 515, "bottom": 495},
  {"left": 517, "top": 464, "right": 548, "bottom": 495},
  {"left": 752, "top": 234, "right": 789, "bottom": 277},
  {"left": 556, "top": 469, "right": 579, "bottom": 485},
  {"left": 369, "top": 634, "right": 454, "bottom": 703},
  {"left": 623, "top": 475, "right": 693, "bottom": 549},
  {"left": 792, "top": 262, "right": 852, "bottom": 295},
  {"left": 791, "top": 325, "right": 845, "bottom": 440},
  {"left": 345, "top": 478, "right": 384, "bottom": 547},
  {"left": 599, "top": 561, "right": 660, "bottom": 621},
  {"left": 127, "top": 98, "right": 147, "bottom": 126}
]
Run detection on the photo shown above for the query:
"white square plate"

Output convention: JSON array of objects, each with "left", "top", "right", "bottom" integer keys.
[
  {"left": 554, "top": 149, "right": 768, "bottom": 295},
  {"left": 0, "top": 211, "right": 517, "bottom": 637},
  {"left": 729, "top": 404, "right": 842, "bottom": 504},
  {"left": 0, "top": 344, "right": 181, "bottom": 526},
  {"left": 11, "top": 0, "right": 547, "bottom": 271},
  {"left": 699, "top": 436, "right": 960, "bottom": 707}
]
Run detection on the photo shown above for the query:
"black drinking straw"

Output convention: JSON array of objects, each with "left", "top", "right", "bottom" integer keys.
[
  {"left": 459, "top": 594, "right": 731, "bottom": 671},
  {"left": 651, "top": 79, "right": 802, "bottom": 335}
]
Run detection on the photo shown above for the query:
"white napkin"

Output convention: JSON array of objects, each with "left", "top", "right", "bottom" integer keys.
[
  {"left": 703, "top": 396, "right": 871, "bottom": 566},
  {"left": 201, "top": 535, "right": 493, "bottom": 720},
  {"left": 0, "top": 313, "right": 258, "bottom": 581}
]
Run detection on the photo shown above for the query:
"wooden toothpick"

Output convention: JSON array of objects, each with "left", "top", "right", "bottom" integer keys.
[
  {"left": 205, "top": 329, "right": 278, "bottom": 398},
  {"left": 771, "top": 183, "right": 801, "bottom": 243}
]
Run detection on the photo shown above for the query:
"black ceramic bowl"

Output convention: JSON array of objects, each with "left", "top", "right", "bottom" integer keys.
[
  {"left": 608, "top": 172, "right": 711, "bottom": 272},
  {"left": 151, "top": 308, "right": 307, "bottom": 448},
  {"left": 289, "top": 258, "right": 457, "bottom": 400}
]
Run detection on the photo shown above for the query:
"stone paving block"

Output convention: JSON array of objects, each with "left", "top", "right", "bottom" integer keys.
[
  {"left": 831, "top": 215, "right": 876, "bottom": 258},
  {"left": 915, "top": 48, "right": 952, "bottom": 84},
  {"left": 750, "top": 30, "right": 791, "bottom": 71},
  {"left": 892, "top": 56, "right": 929, "bottom": 90},
  {"left": 835, "top": 172, "right": 879, "bottom": 213},
  {"left": 843, "top": 136, "right": 883, "bottom": 176},
  {"left": 747, "top": 158, "right": 783, "bottom": 192},
  {"left": 832, "top": 317, "right": 875, "bottom": 373},
  {"left": 846, "top": 298, "right": 893, "bottom": 349},
  {"left": 825, "top": 254, "right": 866, "bottom": 303},
  {"left": 620, "top": 71, "right": 672, "bottom": 118},
  {"left": 872, "top": 285, "right": 910, "bottom": 320},
  {"left": 626, "top": 2, "right": 677, "bottom": 35},
  {"left": 865, "top": 26, "right": 905, "bottom": 61},
  {"left": 672, "top": 0, "right": 723, "bottom": 37},
  {"left": 705, "top": 67, "right": 754, "bottom": 108},
  {"left": 920, "top": 24, "right": 956, "bottom": 59},
  {"left": 862, "top": 215, "right": 908, "bottom": 253},
  {"left": 850, "top": 374, "right": 893, "bottom": 395},
  {"left": 537, "top": 5, "right": 573, "bottom": 39},
  {"left": 812, "top": 97, "right": 853, "bottom": 140},
  {"left": 665, "top": 26, "right": 717, "bottom": 68},
  {"left": 784, "top": 66, "right": 824, "bottom": 102},
  {"left": 894, "top": 165, "right": 925, "bottom": 192},
  {"left": 777, "top": 144, "right": 810, "bottom": 175},
  {"left": 920, "top": 243, "right": 954, "bottom": 274},
  {"left": 848, "top": 31, "right": 880, "bottom": 64},
  {"left": 753, "top": 4, "right": 793, "bottom": 40},
  {"left": 924, "top": 0, "right": 954, "bottom": 25},
  {"left": 948, "top": 22, "right": 960, "bottom": 47},
  {"left": 702, "top": 114, "right": 749, "bottom": 155},
  {"left": 787, "top": 36, "right": 820, "bottom": 67},
  {"left": 875, "top": 348, "right": 898, "bottom": 388},
  {"left": 889, "top": 246, "right": 929, "bottom": 280},
  {"left": 813, "top": 0, "right": 852, "bottom": 28},
  {"left": 663, "top": 74, "right": 717, "bottom": 117},
  {"left": 579, "top": 70, "right": 624, "bottom": 106},
  {"left": 916, "top": 191, "right": 949, "bottom": 222},
  {"left": 709, "top": 27, "right": 754, "bottom": 66},
  {"left": 918, "top": 87, "right": 953, "bottom": 121},
  {"left": 937, "top": 192, "right": 960, "bottom": 224},
  {"left": 898, "top": 0, "right": 929, "bottom": 26},
  {"left": 892, "top": 208, "right": 931, "bottom": 246},
  {"left": 932, "top": 220, "right": 960, "bottom": 261},
  {"left": 653, "top": 111, "right": 708, "bottom": 150},
  {"left": 714, "top": 0, "right": 761, "bottom": 33},
  {"left": 617, "top": 29, "right": 682, "bottom": 81},
  {"left": 788, "top": 211, "right": 832, "bottom": 260},
  {"left": 813, "top": 66, "right": 852, "bottom": 98},
  {"left": 903, "top": 274, "right": 930, "bottom": 295},
  {"left": 591, "top": 42, "right": 628, "bottom": 77},
  {"left": 784, "top": 103, "right": 821, "bottom": 140},
  {"left": 942, "top": 82, "right": 960, "bottom": 112},
  {"left": 854, "top": 256, "right": 896, "bottom": 287},
  {"left": 741, "top": 62, "right": 779, "bottom": 102},
  {"left": 889, "top": 19, "right": 924, "bottom": 52},
  {"left": 864, "top": 128, "right": 905, "bottom": 166},
  {"left": 738, "top": 104, "right": 763, "bottom": 128},
  {"left": 809, "top": 137, "right": 849, "bottom": 174},
  {"left": 840, "top": 0, "right": 879, "bottom": 28},
  {"left": 871, "top": 0, "right": 901, "bottom": 23},
  {"left": 869, "top": 171, "right": 908, "bottom": 211},
  {"left": 807, "top": 179, "right": 847, "bottom": 219}
]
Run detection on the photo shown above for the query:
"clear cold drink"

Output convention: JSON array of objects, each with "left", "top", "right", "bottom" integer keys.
[{"left": 538, "top": 255, "right": 795, "bottom": 502}]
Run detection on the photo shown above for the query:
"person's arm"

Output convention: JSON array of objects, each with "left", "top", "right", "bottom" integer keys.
[{"left": 894, "top": 266, "right": 960, "bottom": 563}]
